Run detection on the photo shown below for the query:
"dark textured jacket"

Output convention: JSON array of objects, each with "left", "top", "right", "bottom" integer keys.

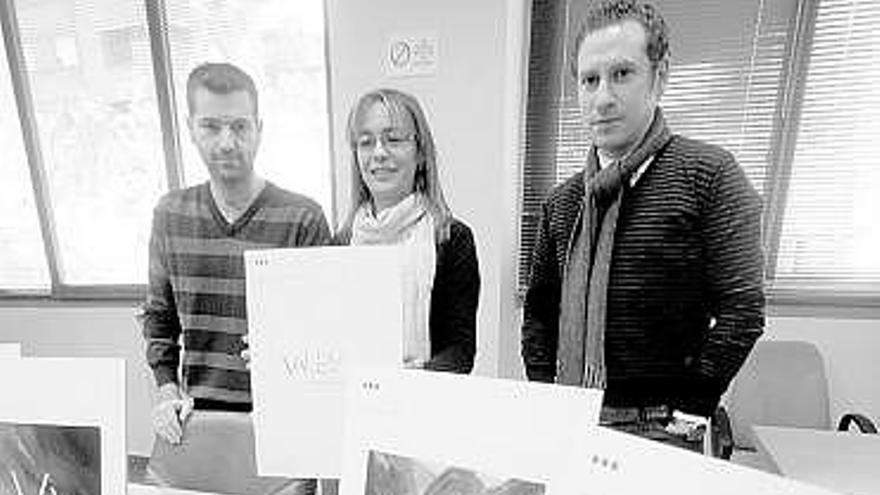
[
  {"left": 336, "top": 218, "right": 480, "bottom": 373},
  {"left": 522, "top": 135, "right": 765, "bottom": 416}
]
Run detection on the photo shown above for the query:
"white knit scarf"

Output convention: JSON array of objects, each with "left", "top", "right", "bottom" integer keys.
[{"left": 351, "top": 194, "right": 436, "bottom": 365}]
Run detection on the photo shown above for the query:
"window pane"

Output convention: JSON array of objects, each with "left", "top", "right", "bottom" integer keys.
[
  {"left": 16, "top": 0, "right": 167, "bottom": 285},
  {"left": 0, "top": 33, "right": 50, "bottom": 290},
  {"left": 167, "top": 0, "right": 333, "bottom": 220},
  {"left": 775, "top": 0, "right": 880, "bottom": 285}
]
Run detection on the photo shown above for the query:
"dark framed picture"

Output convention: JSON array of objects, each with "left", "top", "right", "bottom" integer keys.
[
  {"left": 365, "top": 450, "right": 544, "bottom": 495},
  {"left": 0, "top": 422, "right": 101, "bottom": 495}
]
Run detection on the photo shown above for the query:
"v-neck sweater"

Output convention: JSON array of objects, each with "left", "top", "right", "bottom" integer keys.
[{"left": 141, "top": 181, "right": 330, "bottom": 408}]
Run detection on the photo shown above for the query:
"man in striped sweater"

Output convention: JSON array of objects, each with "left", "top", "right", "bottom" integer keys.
[
  {"left": 521, "top": 0, "right": 764, "bottom": 453},
  {"left": 140, "top": 63, "right": 331, "bottom": 445}
]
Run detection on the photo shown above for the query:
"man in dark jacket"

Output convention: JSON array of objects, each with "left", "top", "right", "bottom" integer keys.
[{"left": 521, "top": 0, "right": 764, "bottom": 453}]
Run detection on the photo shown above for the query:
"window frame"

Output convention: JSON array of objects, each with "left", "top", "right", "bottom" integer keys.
[
  {"left": 0, "top": 0, "right": 334, "bottom": 301},
  {"left": 0, "top": 0, "right": 62, "bottom": 298}
]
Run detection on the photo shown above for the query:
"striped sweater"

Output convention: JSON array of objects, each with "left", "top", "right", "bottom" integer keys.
[
  {"left": 141, "top": 181, "right": 331, "bottom": 409},
  {"left": 522, "top": 134, "right": 765, "bottom": 416}
]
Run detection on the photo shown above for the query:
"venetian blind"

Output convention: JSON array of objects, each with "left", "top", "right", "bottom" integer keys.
[{"left": 773, "top": 0, "right": 880, "bottom": 290}]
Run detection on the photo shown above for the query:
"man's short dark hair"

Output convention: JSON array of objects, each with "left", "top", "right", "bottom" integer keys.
[
  {"left": 186, "top": 62, "right": 259, "bottom": 115},
  {"left": 571, "top": 0, "right": 670, "bottom": 77}
]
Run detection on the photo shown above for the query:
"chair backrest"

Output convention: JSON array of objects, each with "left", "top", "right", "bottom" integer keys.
[
  {"left": 726, "top": 340, "right": 831, "bottom": 450},
  {"left": 147, "top": 411, "right": 306, "bottom": 495}
]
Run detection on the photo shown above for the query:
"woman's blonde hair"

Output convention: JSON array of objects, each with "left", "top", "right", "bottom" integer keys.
[{"left": 341, "top": 88, "right": 453, "bottom": 243}]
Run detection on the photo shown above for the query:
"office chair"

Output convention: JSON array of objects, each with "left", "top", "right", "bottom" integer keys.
[
  {"left": 714, "top": 340, "right": 876, "bottom": 471},
  {"left": 146, "top": 410, "right": 316, "bottom": 495}
]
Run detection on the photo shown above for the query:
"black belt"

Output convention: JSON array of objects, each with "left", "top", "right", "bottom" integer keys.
[
  {"left": 193, "top": 398, "right": 252, "bottom": 412},
  {"left": 600, "top": 404, "right": 672, "bottom": 425}
]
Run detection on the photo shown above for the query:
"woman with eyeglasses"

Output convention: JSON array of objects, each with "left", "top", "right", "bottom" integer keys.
[{"left": 335, "top": 88, "right": 479, "bottom": 373}]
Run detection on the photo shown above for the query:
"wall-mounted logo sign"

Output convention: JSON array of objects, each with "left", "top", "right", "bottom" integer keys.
[{"left": 385, "top": 33, "right": 438, "bottom": 77}]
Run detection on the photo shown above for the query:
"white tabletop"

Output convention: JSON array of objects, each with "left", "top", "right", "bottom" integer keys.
[{"left": 753, "top": 425, "right": 880, "bottom": 495}]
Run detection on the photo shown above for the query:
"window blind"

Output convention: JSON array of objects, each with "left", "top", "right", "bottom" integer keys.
[{"left": 774, "top": 0, "right": 880, "bottom": 290}]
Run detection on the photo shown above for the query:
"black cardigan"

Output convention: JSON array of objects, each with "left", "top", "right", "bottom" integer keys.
[
  {"left": 522, "top": 134, "right": 765, "bottom": 416},
  {"left": 335, "top": 218, "right": 479, "bottom": 373}
]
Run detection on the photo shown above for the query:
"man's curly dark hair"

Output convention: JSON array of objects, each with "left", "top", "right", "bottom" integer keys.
[{"left": 570, "top": 0, "right": 670, "bottom": 78}]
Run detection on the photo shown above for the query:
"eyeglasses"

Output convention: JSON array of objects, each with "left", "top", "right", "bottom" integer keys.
[
  {"left": 355, "top": 131, "right": 416, "bottom": 153},
  {"left": 194, "top": 116, "right": 257, "bottom": 141}
]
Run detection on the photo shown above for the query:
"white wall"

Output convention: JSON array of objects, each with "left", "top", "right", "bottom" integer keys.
[{"left": 326, "top": 0, "right": 529, "bottom": 376}]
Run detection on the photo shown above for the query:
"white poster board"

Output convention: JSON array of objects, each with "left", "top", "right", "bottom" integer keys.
[
  {"left": 0, "top": 358, "right": 126, "bottom": 495},
  {"left": 245, "top": 246, "right": 404, "bottom": 478},
  {"left": 547, "top": 425, "right": 839, "bottom": 495},
  {"left": 340, "top": 367, "right": 604, "bottom": 495}
]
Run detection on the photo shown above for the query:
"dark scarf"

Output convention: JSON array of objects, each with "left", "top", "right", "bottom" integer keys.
[{"left": 557, "top": 109, "right": 672, "bottom": 388}]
